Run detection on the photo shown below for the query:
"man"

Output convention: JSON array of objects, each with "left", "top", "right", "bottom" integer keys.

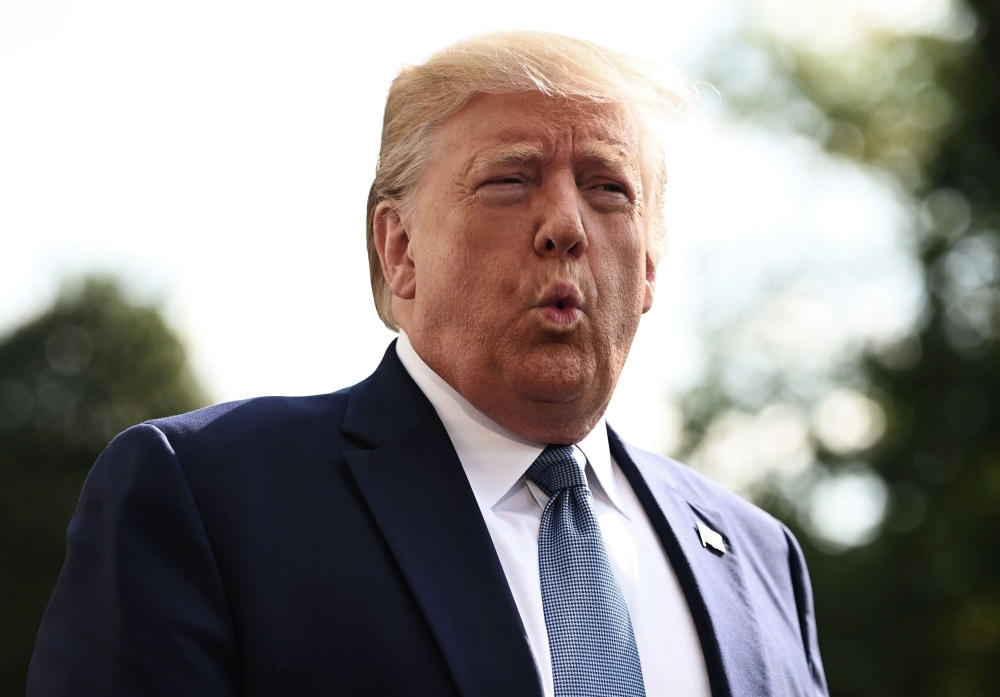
[{"left": 29, "top": 32, "right": 827, "bottom": 696}]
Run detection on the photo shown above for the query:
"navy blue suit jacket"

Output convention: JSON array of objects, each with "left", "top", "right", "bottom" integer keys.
[{"left": 28, "top": 343, "right": 827, "bottom": 696}]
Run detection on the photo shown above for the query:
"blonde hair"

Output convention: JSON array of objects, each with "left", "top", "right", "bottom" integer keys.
[{"left": 367, "top": 31, "right": 693, "bottom": 330}]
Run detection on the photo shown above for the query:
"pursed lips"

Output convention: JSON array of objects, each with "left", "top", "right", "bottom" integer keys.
[{"left": 536, "top": 281, "right": 584, "bottom": 326}]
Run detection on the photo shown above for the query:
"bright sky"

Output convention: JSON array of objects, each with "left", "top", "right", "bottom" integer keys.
[{"left": 0, "top": 0, "right": 932, "bottom": 455}]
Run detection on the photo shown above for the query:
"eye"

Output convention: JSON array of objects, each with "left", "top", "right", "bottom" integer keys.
[
  {"left": 483, "top": 175, "right": 526, "bottom": 186},
  {"left": 598, "top": 183, "right": 627, "bottom": 194},
  {"left": 477, "top": 173, "right": 532, "bottom": 205},
  {"left": 584, "top": 179, "right": 633, "bottom": 211},
  {"left": 588, "top": 180, "right": 631, "bottom": 199}
]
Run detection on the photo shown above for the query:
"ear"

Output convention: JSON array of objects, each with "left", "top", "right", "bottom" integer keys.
[
  {"left": 373, "top": 200, "right": 417, "bottom": 301},
  {"left": 642, "top": 253, "right": 656, "bottom": 314}
]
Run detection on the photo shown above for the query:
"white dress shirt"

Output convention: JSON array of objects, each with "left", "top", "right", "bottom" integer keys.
[{"left": 396, "top": 333, "right": 710, "bottom": 697}]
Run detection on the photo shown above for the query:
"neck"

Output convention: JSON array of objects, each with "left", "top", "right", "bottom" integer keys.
[{"left": 398, "top": 330, "right": 609, "bottom": 445}]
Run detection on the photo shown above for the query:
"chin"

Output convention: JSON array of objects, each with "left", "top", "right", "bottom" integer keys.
[{"left": 507, "top": 346, "right": 596, "bottom": 404}]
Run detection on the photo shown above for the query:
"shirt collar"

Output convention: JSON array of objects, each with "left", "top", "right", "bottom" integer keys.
[{"left": 395, "top": 331, "right": 624, "bottom": 514}]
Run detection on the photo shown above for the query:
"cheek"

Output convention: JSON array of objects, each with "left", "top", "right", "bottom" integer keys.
[
  {"left": 591, "top": 222, "right": 648, "bottom": 301},
  {"left": 417, "top": 208, "right": 526, "bottom": 303}
]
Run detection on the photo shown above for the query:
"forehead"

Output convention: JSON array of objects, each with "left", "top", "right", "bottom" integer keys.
[{"left": 436, "top": 92, "right": 641, "bottom": 165}]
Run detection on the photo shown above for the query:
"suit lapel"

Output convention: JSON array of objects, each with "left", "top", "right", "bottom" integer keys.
[
  {"left": 609, "top": 429, "right": 773, "bottom": 697},
  {"left": 341, "top": 344, "right": 543, "bottom": 697}
]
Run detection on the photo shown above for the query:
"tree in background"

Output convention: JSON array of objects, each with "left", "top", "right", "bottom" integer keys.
[
  {"left": 0, "top": 277, "right": 206, "bottom": 694},
  {"left": 685, "top": 0, "right": 1000, "bottom": 694}
]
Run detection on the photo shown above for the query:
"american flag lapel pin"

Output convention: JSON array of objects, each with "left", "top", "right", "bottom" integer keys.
[{"left": 697, "top": 520, "right": 726, "bottom": 554}]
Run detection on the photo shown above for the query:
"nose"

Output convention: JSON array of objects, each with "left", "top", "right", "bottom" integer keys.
[{"left": 533, "top": 174, "right": 588, "bottom": 259}]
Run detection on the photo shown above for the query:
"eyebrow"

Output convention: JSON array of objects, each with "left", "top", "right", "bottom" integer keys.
[
  {"left": 470, "top": 144, "right": 547, "bottom": 171},
  {"left": 576, "top": 142, "right": 639, "bottom": 175},
  {"left": 468, "top": 141, "right": 638, "bottom": 176}
]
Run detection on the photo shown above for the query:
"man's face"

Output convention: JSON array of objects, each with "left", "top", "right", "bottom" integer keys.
[{"left": 377, "top": 92, "right": 655, "bottom": 443}]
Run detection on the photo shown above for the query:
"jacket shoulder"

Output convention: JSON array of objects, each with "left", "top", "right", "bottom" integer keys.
[{"left": 146, "top": 390, "right": 351, "bottom": 450}]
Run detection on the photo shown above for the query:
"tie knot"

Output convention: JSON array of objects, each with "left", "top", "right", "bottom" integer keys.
[{"left": 527, "top": 445, "right": 587, "bottom": 496}]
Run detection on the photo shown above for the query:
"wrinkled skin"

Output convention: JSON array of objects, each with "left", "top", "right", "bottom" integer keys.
[{"left": 374, "top": 92, "right": 656, "bottom": 444}]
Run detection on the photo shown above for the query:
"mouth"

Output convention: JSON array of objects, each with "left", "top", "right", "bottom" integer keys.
[{"left": 536, "top": 282, "right": 584, "bottom": 327}]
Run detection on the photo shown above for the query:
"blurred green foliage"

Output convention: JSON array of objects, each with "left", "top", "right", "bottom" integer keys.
[
  {"left": 690, "top": 0, "right": 1000, "bottom": 695},
  {"left": 0, "top": 277, "right": 206, "bottom": 695}
]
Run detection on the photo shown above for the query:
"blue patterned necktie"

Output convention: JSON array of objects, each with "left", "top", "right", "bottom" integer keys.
[{"left": 527, "top": 445, "right": 646, "bottom": 697}]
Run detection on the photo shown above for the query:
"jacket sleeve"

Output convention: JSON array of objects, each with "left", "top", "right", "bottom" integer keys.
[
  {"left": 27, "top": 423, "right": 241, "bottom": 696},
  {"left": 782, "top": 524, "right": 829, "bottom": 697}
]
